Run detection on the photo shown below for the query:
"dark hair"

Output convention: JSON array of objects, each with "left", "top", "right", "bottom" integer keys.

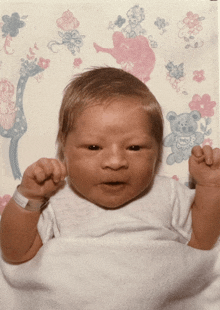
[{"left": 56, "top": 67, "right": 163, "bottom": 166}]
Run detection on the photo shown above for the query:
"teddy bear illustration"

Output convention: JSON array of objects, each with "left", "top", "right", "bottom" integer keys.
[
  {"left": 164, "top": 110, "right": 204, "bottom": 165},
  {"left": 122, "top": 5, "right": 146, "bottom": 38}
]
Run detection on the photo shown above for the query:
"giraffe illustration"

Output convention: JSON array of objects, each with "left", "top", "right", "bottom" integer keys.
[{"left": 0, "top": 60, "right": 44, "bottom": 179}]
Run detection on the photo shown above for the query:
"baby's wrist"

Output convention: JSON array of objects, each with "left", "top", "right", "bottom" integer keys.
[
  {"left": 13, "top": 187, "right": 49, "bottom": 211},
  {"left": 195, "top": 184, "right": 220, "bottom": 203},
  {"left": 196, "top": 183, "right": 220, "bottom": 188}
]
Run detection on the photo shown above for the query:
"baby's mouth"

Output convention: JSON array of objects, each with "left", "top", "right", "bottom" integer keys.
[
  {"left": 100, "top": 181, "right": 127, "bottom": 192},
  {"left": 104, "top": 182, "right": 125, "bottom": 186}
]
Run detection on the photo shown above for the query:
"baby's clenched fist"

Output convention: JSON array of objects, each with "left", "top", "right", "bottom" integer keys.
[
  {"left": 189, "top": 145, "right": 220, "bottom": 187},
  {"left": 18, "top": 158, "right": 67, "bottom": 201}
]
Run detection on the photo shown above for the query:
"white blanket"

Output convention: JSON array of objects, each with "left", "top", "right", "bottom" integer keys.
[{"left": 1, "top": 236, "right": 220, "bottom": 310}]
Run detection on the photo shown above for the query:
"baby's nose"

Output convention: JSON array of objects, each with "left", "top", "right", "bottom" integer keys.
[{"left": 101, "top": 148, "right": 128, "bottom": 170}]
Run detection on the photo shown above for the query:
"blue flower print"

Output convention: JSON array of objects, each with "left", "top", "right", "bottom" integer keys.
[
  {"left": 154, "top": 17, "right": 169, "bottom": 34},
  {"left": 114, "top": 15, "right": 126, "bottom": 28},
  {"left": 54, "top": 29, "right": 85, "bottom": 55},
  {"left": 62, "top": 30, "right": 84, "bottom": 54},
  {"left": 154, "top": 17, "right": 166, "bottom": 30},
  {"left": 1, "top": 12, "right": 25, "bottom": 38}
]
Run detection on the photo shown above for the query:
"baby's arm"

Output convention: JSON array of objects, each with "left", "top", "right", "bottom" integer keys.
[
  {"left": 0, "top": 158, "right": 66, "bottom": 263},
  {"left": 188, "top": 146, "right": 220, "bottom": 250}
]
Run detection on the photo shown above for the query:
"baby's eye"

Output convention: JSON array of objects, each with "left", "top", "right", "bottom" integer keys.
[
  {"left": 128, "top": 145, "right": 141, "bottom": 151},
  {"left": 88, "top": 145, "right": 100, "bottom": 151}
]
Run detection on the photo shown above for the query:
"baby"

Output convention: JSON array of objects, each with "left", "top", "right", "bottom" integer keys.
[{"left": 1, "top": 67, "right": 220, "bottom": 265}]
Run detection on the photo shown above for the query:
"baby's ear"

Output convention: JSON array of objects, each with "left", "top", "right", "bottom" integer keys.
[
  {"left": 166, "top": 111, "right": 177, "bottom": 122},
  {"left": 190, "top": 110, "right": 201, "bottom": 121}
]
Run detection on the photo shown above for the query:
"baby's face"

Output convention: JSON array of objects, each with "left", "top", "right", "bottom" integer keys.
[{"left": 63, "top": 97, "right": 158, "bottom": 209}]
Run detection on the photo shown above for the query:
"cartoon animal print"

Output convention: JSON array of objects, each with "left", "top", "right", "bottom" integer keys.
[
  {"left": 0, "top": 56, "right": 49, "bottom": 179},
  {"left": 164, "top": 111, "right": 204, "bottom": 165},
  {"left": 122, "top": 5, "right": 146, "bottom": 38},
  {"left": 93, "top": 31, "right": 155, "bottom": 83}
]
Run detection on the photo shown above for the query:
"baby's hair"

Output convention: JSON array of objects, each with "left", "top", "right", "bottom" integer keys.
[{"left": 56, "top": 67, "right": 163, "bottom": 166}]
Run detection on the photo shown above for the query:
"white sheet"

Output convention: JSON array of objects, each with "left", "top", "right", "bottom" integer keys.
[{"left": 1, "top": 236, "right": 220, "bottom": 310}]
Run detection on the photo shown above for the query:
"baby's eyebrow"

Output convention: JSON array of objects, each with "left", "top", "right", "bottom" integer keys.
[{"left": 123, "top": 133, "right": 153, "bottom": 140}]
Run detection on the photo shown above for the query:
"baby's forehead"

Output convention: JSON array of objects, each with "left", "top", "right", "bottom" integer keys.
[
  {"left": 78, "top": 100, "right": 148, "bottom": 122},
  {"left": 82, "top": 96, "right": 147, "bottom": 112},
  {"left": 69, "top": 96, "right": 152, "bottom": 134},
  {"left": 72, "top": 100, "right": 151, "bottom": 133}
]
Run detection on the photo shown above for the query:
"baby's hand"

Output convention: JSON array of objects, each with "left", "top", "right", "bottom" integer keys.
[
  {"left": 189, "top": 145, "right": 220, "bottom": 187},
  {"left": 18, "top": 158, "right": 67, "bottom": 201}
]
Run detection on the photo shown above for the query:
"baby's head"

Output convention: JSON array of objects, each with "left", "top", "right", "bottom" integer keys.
[
  {"left": 57, "top": 67, "right": 163, "bottom": 162},
  {"left": 57, "top": 67, "right": 163, "bottom": 208}
]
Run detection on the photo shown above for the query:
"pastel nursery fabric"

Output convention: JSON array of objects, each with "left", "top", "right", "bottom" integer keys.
[{"left": 0, "top": 0, "right": 219, "bottom": 211}]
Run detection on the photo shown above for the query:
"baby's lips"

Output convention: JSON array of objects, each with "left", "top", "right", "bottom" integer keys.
[{"left": 102, "top": 178, "right": 128, "bottom": 184}]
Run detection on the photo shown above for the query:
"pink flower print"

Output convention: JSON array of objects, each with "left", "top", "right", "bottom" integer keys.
[
  {"left": 202, "top": 138, "right": 213, "bottom": 148},
  {"left": 73, "top": 58, "right": 82, "bottom": 68},
  {"left": 38, "top": 57, "right": 50, "bottom": 69},
  {"left": 166, "top": 73, "right": 184, "bottom": 92},
  {"left": 0, "top": 195, "right": 11, "bottom": 214},
  {"left": 172, "top": 175, "right": 179, "bottom": 181},
  {"left": 193, "top": 70, "right": 205, "bottom": 83},
  {"left": 0, "top": 79, "right": 14, "bottom": 102},
  {"left": 189, "top": 94, "right": 216, "bottom": 118},
  {"left": 183, "top": 11, "right": 203, "bottom": 35},
  {"left": 0, "top": 103, "right": 16, "bottom": 129},
  {"left": 190, "top": 25, "right": 202, "bottom": 35},
  {"left": 56, "top": 10, "right": 80, "bottom": 31},
  {"left": 183, "top": 12, "right": 199, "bottom": 28},
  {"left": 0, "top": 79, "right": 16, "bottom": 129}
]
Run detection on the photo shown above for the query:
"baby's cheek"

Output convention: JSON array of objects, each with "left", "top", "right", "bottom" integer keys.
[{"left": 146, "top": 149, "right": 158, "bottom": 165}]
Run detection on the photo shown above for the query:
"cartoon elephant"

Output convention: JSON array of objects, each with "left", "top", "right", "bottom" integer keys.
[{"left": 93, "top": 31, "right": 155, "bottom": 83}]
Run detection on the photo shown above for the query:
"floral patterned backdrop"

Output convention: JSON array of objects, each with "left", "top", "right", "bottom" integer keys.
[{"left": 0, "top": 0, "right": 219, "bottom": 215}]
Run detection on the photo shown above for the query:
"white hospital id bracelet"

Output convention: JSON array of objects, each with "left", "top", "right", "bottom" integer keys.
[
  {"left": 12, "top": 187, "right": 28, "bottom": 208},
  {"left": 12, "top": 187, "right": 48, "bottom": 211}
]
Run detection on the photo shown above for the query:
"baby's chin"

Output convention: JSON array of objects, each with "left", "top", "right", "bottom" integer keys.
[
  {"left": 82, "top": 193, "right": 134, "bottom": 210},
  {"left": 68, "top": 176, "right": 155, "bottom": 210},
  {"left": 89, "top": 186, "right": 154, "bottom": 210}
]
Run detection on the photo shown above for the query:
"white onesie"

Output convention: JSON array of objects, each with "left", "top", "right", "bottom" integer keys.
[
  {"left": 3, "top": 176, "right": 219, "bottom": 310},
  {"left": 38, "top": 175, "right": 194, "bottom": 245}
]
